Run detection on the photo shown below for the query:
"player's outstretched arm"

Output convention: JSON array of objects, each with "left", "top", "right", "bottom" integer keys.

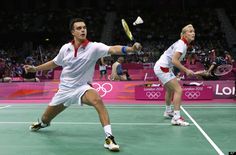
[
  {"left": 108, "top": 42, "right": 142, "bottom": 55},
  {"left": 24, "top": 60, "right": 58, "bottom": 73}
]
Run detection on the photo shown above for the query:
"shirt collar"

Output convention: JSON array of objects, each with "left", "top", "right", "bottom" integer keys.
[
  {"left": 70, "top": 39, "right": 90, "bottom": 57},
  {"left": 181, "top": 37, "right": 189, "bottom": 46},
  {"left": 71, "top": 39, "right": 90, "bottom": 48}
]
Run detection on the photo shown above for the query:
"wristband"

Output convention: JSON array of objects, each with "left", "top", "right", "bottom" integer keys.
[{"left": 121, "top": 46, "right": 128, "bottom": 54}]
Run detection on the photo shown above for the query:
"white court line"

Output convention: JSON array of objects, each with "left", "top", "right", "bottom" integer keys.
[
  {"left": 183, "top": 107, "right": 236, "bottom": 109},
  {"left": 0, "top": 121, "right": 191, "bottom": 126},
  {"left": 5, "top": 104, "right": 236, "bottom": 107},
  {"left": 0, "top": 105, "right": 11, "bottom": 110},
  {"left": 181, "top": 106, "right": 224, "bottom": 155},
  {"left": 7, "top": 104, "right": 236, "bottom": 109},
  {"left": 107, "top": 105, "right": 236, "bottom": 108}
]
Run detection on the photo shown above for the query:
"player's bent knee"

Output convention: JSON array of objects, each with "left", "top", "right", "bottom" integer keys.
[
  {"left": 91, "top": 97, "right": 103, "bottom": 107},
  {"left": 175, "top": 87, "right": 183, "bottom": 95}
]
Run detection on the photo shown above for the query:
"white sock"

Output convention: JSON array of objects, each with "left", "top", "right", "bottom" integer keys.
[
  {"left": 165, "top": 105, "right": 172, "bottom": 112},
  {"left": 173, "top": 110, "right": 180, "bottom": 120},
  {"left": 40, "top": 119, "right": 49, "bottom": 127},
  {"left": 104, "top": 125, "right": 112, "bottom": 138}
]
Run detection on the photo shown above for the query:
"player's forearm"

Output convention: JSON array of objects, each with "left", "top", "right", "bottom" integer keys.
[
  {"left": 108, "top": 45, "right": 134, "bottom": 55},
  {"left": 35, "top": 60, "right": 58, "bottom": 71}
]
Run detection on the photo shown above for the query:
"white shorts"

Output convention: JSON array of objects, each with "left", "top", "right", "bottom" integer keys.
[
  {"left": 154, "top": 63, "right": 176, "bottom": 85},
  {"left": 49, "top": 84, "right": 94, "bottom": 107}
]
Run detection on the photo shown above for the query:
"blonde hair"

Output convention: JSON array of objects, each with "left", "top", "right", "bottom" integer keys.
[{"left": 180, "top": 24, "right": 194, "bottom": 37}]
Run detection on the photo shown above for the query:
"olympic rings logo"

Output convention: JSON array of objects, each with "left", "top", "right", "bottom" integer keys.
[
  {"left": 184, "top": 91, "right": 200, "bottom": 99},
  {"left": 146, "top": 92, "right": 161, "bottom": 99},
  {"left": 93, "top": 83, "right": 113, "bottom": 97}
]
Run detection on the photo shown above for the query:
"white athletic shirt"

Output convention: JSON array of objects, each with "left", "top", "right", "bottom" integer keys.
[
  {"left": 99, "top": 65, "right": 107, "bottom": 71},
  {"left": 53, "top": 40, "right": 110, "bottom": 89},
  {"left": 156, "top": 39, "right": 187, "bottom": 68}
]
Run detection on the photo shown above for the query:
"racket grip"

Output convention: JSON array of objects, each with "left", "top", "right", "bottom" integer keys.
[{"left": 131, "top": 38, "right": 136, "bottom": 44}]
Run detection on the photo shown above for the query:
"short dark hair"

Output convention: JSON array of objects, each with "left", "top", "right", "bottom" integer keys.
[{"left": 69, "top": 18, "right": 85, "bottom": 31}]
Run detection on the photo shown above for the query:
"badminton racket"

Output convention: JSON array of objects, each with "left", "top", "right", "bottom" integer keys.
[
  {"left": 121, "top": 19, "right": 135, "bottom": 42},
  {"left": 213, "top": 64, "right": 233, "bottom": 76}
]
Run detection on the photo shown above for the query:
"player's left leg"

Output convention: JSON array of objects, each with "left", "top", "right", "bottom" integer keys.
[
  {"left": 163, "top": 87, "right": 174, "bottom": 119},
  {"left": 29, "top": 104, "right": 67, "bottom": 131},
  {"left": 82, "top": 89, "right": 119, "bottom": 151},
  {"left": 30, "top": 104, "right": 67, "bottom": 131}
]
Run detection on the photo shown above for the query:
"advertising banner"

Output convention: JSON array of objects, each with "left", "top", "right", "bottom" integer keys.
[{"left": 0, "top": 81, "right": 234, "bottom": 100}]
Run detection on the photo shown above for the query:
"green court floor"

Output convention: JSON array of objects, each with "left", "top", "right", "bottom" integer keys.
[{"left": 0, "top": 103, "right": 235, "bottom": 155}]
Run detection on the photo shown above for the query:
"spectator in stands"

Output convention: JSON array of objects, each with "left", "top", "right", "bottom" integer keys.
[
  {"left": 0, "top": 58, "right": 12, "bottom": 82},
  {"left": 13, "top": 63, "right": 23, "bottom": 77},
  {"left": 99, "top": 57, "right": 108, "bottom": 80},
  {"left": 186, "top": 48, "right": 198, "bottom": 65},
  {"left": 110, "top": 57, "right": 131, "bottom": 81},
  {"left": 154, "top": 24, "right": 195, "bottom": 126},
  {"left": 224, "top": 51, "right": 235, "bottom": 65},
  {"left": 0, "top": 58, "right": 5, "bottom": 81},
  {"left": 198, "top": 49, "right": 216, "bottom": 73},
  {"left": 22, "top": 57, "right": 40, "bottom": 82},
  {"left": 24, "top": 18, "right": 142, "bottom": 152}
]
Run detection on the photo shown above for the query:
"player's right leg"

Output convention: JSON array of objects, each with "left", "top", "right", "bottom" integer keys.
[
  {"left": 29, "top": 104, "right": 67, "bottom": 131},
  {"left": 164, "top": 79, "right": 189, "bottom": 126},
  {"left": 154, "top": 66, "right": 175, "bottom": 119},
  {"left": 163, "top": 87, "right": 174, "bottom": 119}
]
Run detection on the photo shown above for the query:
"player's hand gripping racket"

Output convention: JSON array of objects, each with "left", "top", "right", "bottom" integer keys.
[{"left": 121, "top": 19, "right": 135, "bottom": 43}]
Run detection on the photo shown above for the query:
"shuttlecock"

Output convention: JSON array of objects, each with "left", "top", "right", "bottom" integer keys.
[{"left": 133, "top": 16, "right": 144, "bottom": 26}]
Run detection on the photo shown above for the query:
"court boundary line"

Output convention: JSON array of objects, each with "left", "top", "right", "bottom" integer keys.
[
  {"left": 4, "top": 104, "right": 236, "bottom": 109},
  {"left": 0, "top": 121, "right": 193, "bottom": 126},
  {"left": 181, "top": 106, "right": 224, "bottom": 155},
  {"left": 0, "top": 105, "right": 11, "bottom": 110}
]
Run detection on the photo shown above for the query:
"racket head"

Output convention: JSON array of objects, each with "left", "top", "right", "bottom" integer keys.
[
  {"left": 121, "top": 19, "right": 134, "bottom": 41},
  {"left": 214, "top": 64, "right": 233, "bottom": 76}
]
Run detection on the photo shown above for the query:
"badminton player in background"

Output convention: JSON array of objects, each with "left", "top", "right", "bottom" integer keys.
[
  {"left": 99, "top": 57, "right": 108, "bottom": 80},
  {"left": 24, "top": 18, "right": 142, "bottom": 152},
  {"left": 194, "top": 50, "right": 234, "bottom": 80},
  {"left": 154, "top": 24, "right": 195, "bottom": 126}
]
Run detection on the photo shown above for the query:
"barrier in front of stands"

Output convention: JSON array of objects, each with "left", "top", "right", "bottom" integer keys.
[
  {"left": 0, "top": 81, "right": 234, "bottom": 101},
  {"left": 135, "top": 85, "right": 213, "bottom": 100}
]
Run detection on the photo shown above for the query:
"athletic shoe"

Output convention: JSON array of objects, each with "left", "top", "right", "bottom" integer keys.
[
  {"left": 29, "top": 120, "right": 49, "bottom": 131},
  {"left": 104, "top": 135, "right": 120, "bottom": 152},
  {"left": 171, "top": 116, "right": 190, "bottom": 126},
  {"left": 163, "top": 110, "right": 174, "bottom": 119}
]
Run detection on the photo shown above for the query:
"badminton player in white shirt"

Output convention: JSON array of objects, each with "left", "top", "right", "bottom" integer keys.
[
  {"left": 154, "top": 24, "right": 195, "bottom": 126},
  {"left": 24, "top": 18, "right": 141, "bottom": 151}
]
